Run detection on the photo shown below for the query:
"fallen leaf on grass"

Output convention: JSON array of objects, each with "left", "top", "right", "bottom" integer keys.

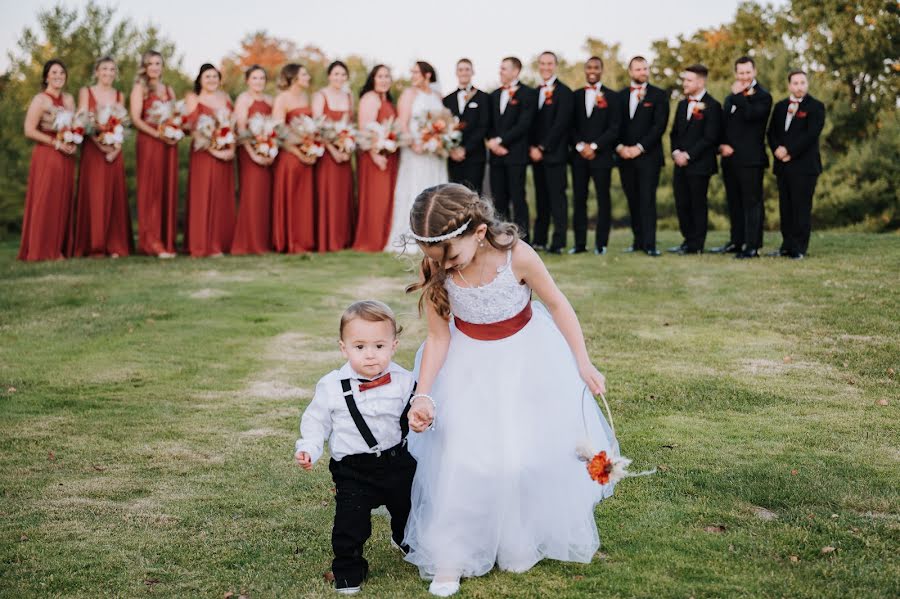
[
  {"left": 19, "top": 534, "right": 28, "bottom": 542},
  {"left": 876, "top": 399, "right": 889, "bottom": 406},
  {"left": 573, "top": 575, "right": 584, "bottom": 581},
  {"left": 783, "top": 356, "right": 793, "bottom": 364},
  {"left": 790, "top": 469, "right": 799, "bottom": 476},
  {"left": 48, "top": 451, "right": 56, "bottom": 461},
  {"left": 223, "top": 593, "right": 234, "bottom": 599},
  {"left": 143, "top": 579, "right": 160, "bottom": 587},
  {"left": 821, "top": 546, "right": 836, "bottom": 555},
  {"left": 323, "top": 571, "right": 335, "bottom": 583},
  {"left": 703, "top": 525, "right": 726, "bottom": 533},
  {"left": 594, "top": 551, "right": 608, "bottom": 560},
  {"left": 888, "top": 368, "right": 895, "bottom": 379},
  {"left": 92, "top": 464, "right": 106, "bottom": 472},
  {"left": 789, "top": 555, "right": 799, "bottom": 563},
  {"left": 6, "top": 387, "right": 15, "bottom": 393},
  {"left": 657, "top": 464, "right": 669, "bottom": 472},
  {"left": 750, "top": 506, "right": 778, "bottom": 521}
]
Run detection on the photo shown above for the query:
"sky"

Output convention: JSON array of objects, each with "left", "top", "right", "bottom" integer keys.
[{"left": 0, "top": 0, "right": 782, "bottom": 94}]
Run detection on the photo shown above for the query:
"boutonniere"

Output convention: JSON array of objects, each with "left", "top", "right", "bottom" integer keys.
[
  {"left": 543, "top": 87, "right": 554, "bottom": 106},
  {"left": 797, "top": 111, "right": 808, "bottom": 118},
  {"left": 642, "top": 101, "right": 652, "bottom": 107},
  {"left": 637, "top": 89, "right": 646, "bottom": 102},
  {"left": 507, "top": 87, "right": 519, "bottom": 106},
  {"left": 464, "top": 88, "right": 477, "bottom": 103},
  {"left": 787, "top": 103, "right": 799, "bottom": 115},
  {"left": 691, "top": 102, "right": 706, "bottom": 120},
  {"left": 742, "top": 87, "right": 755, "bottom": 96},
  {"left": 596, "top": 91, "right": 608, "bottom": 109}
]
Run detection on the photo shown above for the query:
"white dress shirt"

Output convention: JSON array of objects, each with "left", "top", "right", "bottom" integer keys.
[
  {"left": 785, "top": 95, "right": 803, "bottom": 131},
  {"left": 500, "top": 79, "right": 519, "bottom": 115},
  {"left": 629, "top": 81, "right": 647, "bottom": 119},
  {"left": 295, "top": 361, "right": 416, "bottom": 463},
  {"left": 687, "top": 90, "right": 706, "bottom": 120},
  {"left": 584, "top": 82, "right": 602, "bottom": 117},
  {"left": 537, "top": 76, "right": 557, "bottom": 110},
  {"left": 456, "top": 85, "right": 472, "bottom": 114}
]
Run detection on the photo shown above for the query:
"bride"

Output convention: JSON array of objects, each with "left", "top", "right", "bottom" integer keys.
[{"left": 385, "top": 61, "right": 448, "bottom": 252}]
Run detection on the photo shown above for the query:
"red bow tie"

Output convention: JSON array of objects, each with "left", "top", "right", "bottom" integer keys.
[
  {"left": 502, "top": 85, "right": 512, "bottom": 90},
  {"left": 585, "top": 85, "right": 599, "bottom": 91},
  {"left": 358, "top": 372, "right": 392, "bottom": 391}
]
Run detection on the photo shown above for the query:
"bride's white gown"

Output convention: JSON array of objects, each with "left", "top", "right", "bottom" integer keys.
[{"left": 384, "top": 91, "right": 448, "bottom": 252}]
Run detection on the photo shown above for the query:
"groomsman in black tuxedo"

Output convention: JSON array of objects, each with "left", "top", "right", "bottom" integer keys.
[
  {"left": 529, "top": 51, "right": 573, "bottom": 253},
  {"left": 487, "top": 57, "right": 537, "bottom": 242},
  {"left": 570, "top": 56, "right": 622, "bottom": 255},
  {"left": 617, "top": 56, "right": 670, "bottom": 256},
  {"left": 713, "top": 56, "right": 773, "bottom": 257},
  {"left": 444, "top": 58, "right": 490, "bottom": 194},
  {"left": 767, "top": 70, "right": 825, "bottom": 260},
  {"left": 668, "top": 64, "right": 722, "bottom": 254}
]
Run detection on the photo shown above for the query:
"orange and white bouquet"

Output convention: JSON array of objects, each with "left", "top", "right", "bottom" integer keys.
[
  {"left": 91, "top": 104, "right": 129, "bottom": 146},
  {"left": 358, "top": 117, "right": 401, "bottom": 154},
  {"left": 321, "top": 117, "right": 357, "bottom": 154},
  {"left": 413, "top": 108, "right": 462, "bottom": 157},
  {"left": 191, "top": 108, "right": 235, "bottom": 151},
  {"left": 146, "top": 99, "right": 186, "bottom": 141},
  {"left": 50, "top": 108, "right": 88, "bottom": 145},
  {"left": 284, "top": 114, "right": 326, "bottom": 158},
  {"left": 243, "top": 112, "right": 281, "bottom": 159}
]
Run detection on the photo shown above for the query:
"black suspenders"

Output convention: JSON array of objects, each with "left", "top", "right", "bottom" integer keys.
[{"left": 339, "top": 379, "right": 417, "bottom": 457}]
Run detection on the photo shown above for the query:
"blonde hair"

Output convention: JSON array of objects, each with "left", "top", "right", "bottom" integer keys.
[
  {"left": 404, "top": 183, "right": 518, "bottom": 318},
  {"left": 339, "top": 300, "right": 402, "bottom": 339},
  {"left": 136, "top": 50, "right": 163, "bottom": 98}
]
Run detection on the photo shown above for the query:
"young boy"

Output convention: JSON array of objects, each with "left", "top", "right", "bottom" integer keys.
[{"left": 295, "top": 300, "right": 418, "bottom": 595}]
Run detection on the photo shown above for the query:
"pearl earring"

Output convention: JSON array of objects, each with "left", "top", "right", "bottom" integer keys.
[{"left": 479, "top": 239, "right": 484, "bottom": 247}]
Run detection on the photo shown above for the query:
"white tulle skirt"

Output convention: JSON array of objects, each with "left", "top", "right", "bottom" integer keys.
[{"left": 404, "top": 302, "right": 619, "bottom": 579}]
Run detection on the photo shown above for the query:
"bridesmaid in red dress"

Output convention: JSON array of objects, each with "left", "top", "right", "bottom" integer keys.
[
  {"left": 312, "top": 61, "right": 355, "bottom": 252},
  {"left": 352, "top": 65, "right": 399, "bottom": 252},
  {"left": 232, "top": 65, "right": 275, "bottom": 255},
  {"left": 183, "top": 63, "right": 236, "bottom": 257},
  {"left": 130, "top": 50, "right": 178, "bottom": 259},
  {"left": 271, "top": 63, "right": 317, "bottom": 253},
  {"left": 71, "top": 56, "right": 133, "bottom": 258},
  {"left": 18, "top": 60, "right": 78, "bottom": 261}
]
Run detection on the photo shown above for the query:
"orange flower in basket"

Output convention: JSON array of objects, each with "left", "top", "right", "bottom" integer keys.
[{"left": 587, "top": 451, "right": 614, "bottom": 484}]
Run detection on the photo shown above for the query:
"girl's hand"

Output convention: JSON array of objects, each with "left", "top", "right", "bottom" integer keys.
[
  {"left": 105, "top": 146, "right": 121, "bottom": 163},
  {"left": 295, "top": 451, "right": 313, "bottom": 470},
  {"left": 408, "top": 397, "right": 434, "bottom": 432},
  {"left": 579, "top": 362, "right": 606, "bottom": 396},
  {"left": 370, "top": 151, "right": 388, "bottom": 171}
]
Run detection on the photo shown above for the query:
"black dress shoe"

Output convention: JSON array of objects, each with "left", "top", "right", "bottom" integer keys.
[
  {"left": 622, "top": 246, "right": 639, "bottom": 253},
  {"left": 766, "top": 249, "right": 788, "bottom": 257},
  {"left": 645, "top": 249, "right": 661, "bottom": 257},
  {"left": 568, "top": 247, "right": 587, "bottom": 255},
  {"left": 677, "top": 247, "right": 703, "bottom": 255},
  {"left": 546, "top": 246, "right": 564, "bottom": 255},
  {"left": 594, "top": 246, "right": 607, "bottom": 255},
  {"left": 667, "top": 243, "right": 687, "bottom": 253},
  {"left": 735, "top": 249, "right": 760, "bottom": 259},
  {"left": 789, "top": 252, "right": 805, "bottom": 260},
  {"left": 532, "top": 244, "right": 547, "bottom": 252},
  {"left": 710, "top": 242, "right": 739, "bottom": 254}
]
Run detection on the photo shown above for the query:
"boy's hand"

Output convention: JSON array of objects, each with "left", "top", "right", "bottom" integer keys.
[
  {"left": 295, "top": 451, "right": 313, "bottom": 470},
  {"left": 408, "top": 397, "right": 435, "bottom": 432}
]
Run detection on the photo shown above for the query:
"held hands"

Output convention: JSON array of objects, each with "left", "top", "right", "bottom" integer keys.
[
  {"left": 408, "top": 396, "right": 435, "bottom": 433},
  {"left": 449, "top": 147, "right": 466, "bottom": 162},
  {"left": 578, "top": 362, "right": 607, "bottom": 396},
  {"left": 210, "top": 146, "right": 236, "bottom": 161},
  {"left": 617, "top": 145, "right": 641, "bottom": 160},
  {"left": 719, "top": 144, "right": 735, "bottom": 158},
  {"left": 327, "top": 145, "right": 350, "bottom": 163},
  {"left": 529, "top": 146, "right": 543, "bottom": 162},
  {"left": 672, "top": 150, "right": 690, "bottom": 167},
  {"left": 370, "top": 151, "right": 388, "bottom": 171},
  {"left": 105, "top": 145, "right": 122, "bottom": 163},
  {"left": 295, "top": 451, "right": 313, "bottom": 471},
  {"left": 774, "top": 145, "right": 791, "bottom": 162},
  {"left": 249, "top": 150, "right": 275, "bottom": 167},
  {"left": 579, "top": 146, "right": 597, "bottom": 160}
]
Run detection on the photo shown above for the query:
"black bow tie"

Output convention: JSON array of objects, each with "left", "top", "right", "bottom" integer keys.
[{"left": 458, "top": 87, "right": 472, "bottom": 93}]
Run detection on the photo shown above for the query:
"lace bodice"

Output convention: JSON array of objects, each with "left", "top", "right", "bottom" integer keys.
[
  {"left": 411, "top": 91, "right": 444, "bottom": 121},
  {"left": 446, "top": 251, "right": 531, "bottom": 324}
]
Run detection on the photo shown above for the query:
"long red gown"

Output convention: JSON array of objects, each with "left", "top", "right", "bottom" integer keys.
[
  {"left": 71, "top": 89, "right": 133, "bottom": 257},
  {"left": 315, "top": 94, "right": 355, "bottom": 252},
  {"left": 272, "top": 106, "right": 316, "bottom": 253},
  {"left": 352, "top": 96, "right": 399, "bottom": 252},
  {"left": 136, "top": 85, "right": 179, "bottom": 255},
  {"left": 17, "top": 92, "right": 76, "bottom": 261},
  {"left": 183, "top": 101, "right": 236, "bottom": 257},
  {"left": 232, "top": 99, "right": 274, "bottom": 255}
]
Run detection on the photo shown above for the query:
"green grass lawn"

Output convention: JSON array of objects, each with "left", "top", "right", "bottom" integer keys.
[{"left": 0, "top": 231, "right": 897, "bottom": 598}]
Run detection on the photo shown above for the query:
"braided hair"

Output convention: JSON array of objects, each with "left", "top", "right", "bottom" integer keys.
[{"left": 404, "top": 183, "right": 518, "bottom": 318}]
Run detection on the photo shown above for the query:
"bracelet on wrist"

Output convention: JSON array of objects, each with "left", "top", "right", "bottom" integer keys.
[{"left": 411, "top": 393, "right": 437, "bottom": 430}]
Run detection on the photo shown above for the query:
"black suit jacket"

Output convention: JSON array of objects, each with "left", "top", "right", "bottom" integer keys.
[
  {"left": 443, "top": 87, "right": 490, "bottom": 164},
  {"left": 669, "top": 91, "right": 722, "bottom": 176},
  {"left": 618, "top": 83, "right": 670, "bottom": 166},
  {"left": 488, "top": 83, "right": 537, "bottom": 165},
  {"left": 767, "top": 94, "right": 825, "bottom": 176},
  {"left": 571, "top": 84, "right": 622, "bottom": 169},
  {"left": 528, "top": 80, "right": 573, "bottom": 165},
  {"left": 721, "top": 82, "right": 772, "bottom": 168}
]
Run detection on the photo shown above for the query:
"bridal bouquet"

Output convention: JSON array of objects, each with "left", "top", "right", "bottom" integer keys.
[
  {"left": 191, "top": 108, "right": 236, "bottom": 151},
  {"left": 321, "top": 117, "right": 357, "bottom": 154},
  {"left": 242, "top": 112, "right": 281, "bottom": 159},
  {"left": 145, "top": 99, "right": 186, "bottom": 142},
  {"left": 357, "top": 117, "right": 401, "bottom": 154},
  {"left": 413, "top": 108, "right": 462, "bottom": 157},
  {"left": 90, "top": 104, "right": 129, "bottom": 146},
  {"left": 50, "top": 108, "right": 88, "bottom": 145},
  {"left": 284, "top": 114, "right": 326, "bottom": 158}
]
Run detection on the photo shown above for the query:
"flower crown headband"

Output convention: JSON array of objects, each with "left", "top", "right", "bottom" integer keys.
[{"left": 409, "top": 219, "right": 472, "bottom": 243}]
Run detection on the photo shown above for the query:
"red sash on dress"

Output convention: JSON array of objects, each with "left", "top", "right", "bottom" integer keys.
[{"left": 454, "top": 303, "right": 533, "bottom": 341}]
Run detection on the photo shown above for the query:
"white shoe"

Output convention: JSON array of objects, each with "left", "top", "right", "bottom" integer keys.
[
  {"left": 335, "top": 585, "right": 361, "bottom": 595},
  {"left": 428, "top": 580, "right": 460, "bottom": 597},
  {"left": 157, "top": 252, "right": 176, "bottom": 260}
]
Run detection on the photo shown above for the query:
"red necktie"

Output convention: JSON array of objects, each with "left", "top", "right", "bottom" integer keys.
[{"left": 358, "top": 373, "right": 392, "bottom": 392}]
